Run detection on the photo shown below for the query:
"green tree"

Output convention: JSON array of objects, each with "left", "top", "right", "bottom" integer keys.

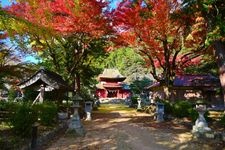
[
  {"left": 37, "top": 34, "right": 108, "bottom": 91},
  {"left": 103, "top": 47, "right": 150, "bottom": 83},
  {"left": 0, "top": 35, "right": 30, "bottom": 89},
  {"left": 130, "top": 77, "right": 152, "bottom": 95}
]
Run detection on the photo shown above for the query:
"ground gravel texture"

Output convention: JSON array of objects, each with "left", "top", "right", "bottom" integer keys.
[{"left": 44, "top": 104, "right": 225, "bottom": 150}]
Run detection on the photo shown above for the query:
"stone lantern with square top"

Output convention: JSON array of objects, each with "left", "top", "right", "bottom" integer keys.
[{"left": 67, "top": 94, "right": 85, "bottom": 136}]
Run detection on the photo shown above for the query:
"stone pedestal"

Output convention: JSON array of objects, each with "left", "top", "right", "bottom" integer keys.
[
  {"left": 67, "top": 103, "right": 85, "bottom": 136},
  {"left": 137, "top": 98, "right": 142, "bottom": 110},
  {"left": 156, "top": 102, "right": 164, "bottom": 122},
  {"left": 85, "top": 101, "right": 93, "bottom": 121},
  {"left": 192, "top": 104, "right": 211, "bottom": 135}
]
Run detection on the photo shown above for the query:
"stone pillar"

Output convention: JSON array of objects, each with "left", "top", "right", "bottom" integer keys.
[{"left": 156, "top": 102, "right": 164, "bottom": 122}]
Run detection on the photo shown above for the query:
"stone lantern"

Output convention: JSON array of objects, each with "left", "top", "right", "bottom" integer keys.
[
  {"left": 67, "top": 94, "right": 85, "bottom": 136},
  {"left": 137, "top": 98, "right": 142, "bottom": 110},
  {"left": 192, "top": 100, "right": 211, "bottom": 135}
]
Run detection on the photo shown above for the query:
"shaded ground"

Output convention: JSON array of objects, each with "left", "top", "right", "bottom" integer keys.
[{"left": 44, "top": 104, "right": 225, "bottom": 150}]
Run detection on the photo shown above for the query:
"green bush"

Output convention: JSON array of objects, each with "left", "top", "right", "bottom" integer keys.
[
  {"left": 188, "top": 108, "right": 199, "bottom": 122},
  {"left": 9, "top": 103, "right": 37, "bottom": 137},
  {"left": 0, "top": 102, "right": 20, "bottom": 122},
  {"left": 172, "top": 101, "right": 192, "bottom": 118},
  {"left": 33, "top": 102, "right": 58, "bottom": 126},
  {"left": 219, "top": 114, "right": 225, "bottom": 127},
  {"left": 131, "top": 96, "right": 138, "bottom": 104},
  {"left": 7, "top": 88, "right": 17, "bottom": 102},
  {"left": 161, "top": 100, "right": 173, "bottom": 115},
  {"left": 0, "top": 101, "right": 9, "bottom": 110}
]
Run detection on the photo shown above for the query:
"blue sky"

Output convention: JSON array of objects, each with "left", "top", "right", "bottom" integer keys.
[{"left": 1, "top": 0, "right": 14, "bottom": 7}]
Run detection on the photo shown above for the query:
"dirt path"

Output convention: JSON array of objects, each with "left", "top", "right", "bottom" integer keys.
[{"left": 45, "top": 104, "right": 225, "bottom": 150}]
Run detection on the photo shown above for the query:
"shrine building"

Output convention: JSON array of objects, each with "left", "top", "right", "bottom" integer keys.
[{"left": 96, "top": 69, "right": 131, "bottom": 100}]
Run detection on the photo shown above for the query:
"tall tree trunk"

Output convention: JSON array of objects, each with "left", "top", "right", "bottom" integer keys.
[
  {"left": 214, "top": 40, "right": 225, "bottom": 108},
  {"left": 75, "top": 73, "right": 81, "bottom": 93}
]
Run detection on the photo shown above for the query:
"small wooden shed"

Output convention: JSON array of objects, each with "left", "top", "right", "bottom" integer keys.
[{"left": 18, "top": 68, "right": 71, "bottom": 103}]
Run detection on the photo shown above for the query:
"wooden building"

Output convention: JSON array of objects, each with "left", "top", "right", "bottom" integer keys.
[
  {"left": 18, "top": 68, "right": 71, "bottom": 103},
  {"left": 96, "top": 69, "right": 131, "bottom": 100},
  {"left": 145, "top": 74, "right": 223, "bottom": 106}
]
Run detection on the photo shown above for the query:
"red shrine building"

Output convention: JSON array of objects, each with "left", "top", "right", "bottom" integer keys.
[{"left": 96, "top": 69, "right": 131, "bottom": 99}]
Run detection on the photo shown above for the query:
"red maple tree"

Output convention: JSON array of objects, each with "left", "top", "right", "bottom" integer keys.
[
  {"left": 111, "top": 0, "right": 207, "bottom": 85},
  {"left": 5, "top": 0, "right": 113, "bottom": 92},
  {"left": 6, "top": 0, "right": 112, "bottom": 37}
]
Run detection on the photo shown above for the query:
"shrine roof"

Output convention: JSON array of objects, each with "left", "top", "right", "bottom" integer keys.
[
  {"left": 96, "top": 82, "right": 130, "bottom": 90},
  {"left": 18, "top": 68, "right": 71, "bottom": 91},
  {"left": 98, "top": 69, "right": 126, "bottom": 81},
  {"left": 145, "top": 74, "right": 220, "bottom": 90},
  {"left": 173, "top": 74, "right": 220, "bottom": 87}
]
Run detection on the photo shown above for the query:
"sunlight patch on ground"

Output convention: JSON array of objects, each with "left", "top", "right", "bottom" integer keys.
[
  {"left": 96, "top": 104, "right": 135, "bottom": 113},
  {"left": 108, "top": 118, "right": 131, "bottom": 123},
  {"left": 177, "top": 132, "right": 193, "bottom": 143}
]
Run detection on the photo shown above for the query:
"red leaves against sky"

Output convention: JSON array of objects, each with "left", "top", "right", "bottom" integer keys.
[
  {"left": 4, "top": 0, "right": 208, "bottom": 78},
  {"left": 112, "top": 0, "right": 206, "bottom": 75},
  {"left": 6, "top": 0, "right": 112, "bottom": 38}
]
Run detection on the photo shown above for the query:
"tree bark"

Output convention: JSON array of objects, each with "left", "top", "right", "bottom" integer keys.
[
  {"left": 214, "top": 40, "right": 225, "bottom": 108},
  {"left": 75, "top": 73, "right": 81, "bottom": 93}
]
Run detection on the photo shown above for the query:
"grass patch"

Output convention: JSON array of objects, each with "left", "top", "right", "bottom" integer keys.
[{"left": 96, "top": 104, "right": 135, "bottom": 113}]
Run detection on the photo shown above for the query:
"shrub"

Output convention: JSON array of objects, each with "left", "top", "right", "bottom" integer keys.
[
  {"left": 188, "top": 108, "right": 198, "bottom": 122},
  {"left": 131, "top": 96, "right": 138, "bottom": 104},
  {"left": 161, "top": 100, "right": 173, "bottom": 115},
  {"left": 0, "top": 101, "right": 9, "bottom": 111},
  {"left": 172, "top": 101, "right": 192, "bottom": 118},
  {"left": 9, "top": 103, "right": 37, "bottom": 137},
  {"left": 219, "top": 114, "right": 225, "bottom": 127},
  {"left": 33, "top": 102, "right": 58, "bottom": 126},
  {"left": 7, "top": 88, "right": 17, "bottom": 102}
]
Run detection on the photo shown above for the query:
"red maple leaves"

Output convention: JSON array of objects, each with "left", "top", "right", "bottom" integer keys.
[
  {"left": 111, "top": 0, "right": 207, "bottom": 81},
  {"left": 4, "top": 0, "right": 208, "bottom": 83},
  {"left": 6, "top": 0, "right": 112, "bottom": 38}
]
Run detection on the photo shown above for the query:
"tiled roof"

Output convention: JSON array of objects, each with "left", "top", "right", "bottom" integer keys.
[
  {"left": 173, "top": 74, "right": 220, "bottom": 87},
  {"left": 18, "top": 68, "right": 71, "bottom": 90},
  {"left": 145, "top": 74, "right": 220, "bottom": 89},
  {"left": 99, "top": 69, "right": 126, "bottom": 79}
]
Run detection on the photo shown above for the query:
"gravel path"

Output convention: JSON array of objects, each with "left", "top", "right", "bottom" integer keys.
[{"left": 44, "top": 104, "right": 225, "bottom": 150}]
